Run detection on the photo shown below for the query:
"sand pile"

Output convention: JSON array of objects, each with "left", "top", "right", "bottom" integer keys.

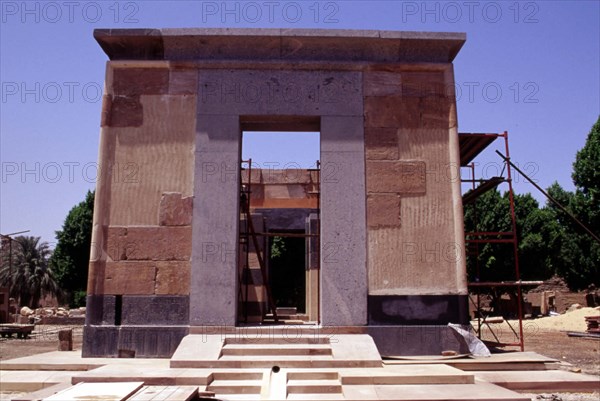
[{"left": 524, "top": 307, "right": 600, "bottom": 332}]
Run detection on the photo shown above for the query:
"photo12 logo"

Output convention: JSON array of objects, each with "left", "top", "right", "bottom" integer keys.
[
  {"left": 1, "top": 161, "right": 140, "bottom": 184},
  {"left": 2, "top": 82, "right": 103, "bottom": 104},
  {"left": 1, "top": 1, "right": 140, "bottom": 24},
  {"left": 400, "top": 1, "right": 540, "bottom": 24},
  {"left": 199, "top": 1, "right": 340, "bottom": 24}
]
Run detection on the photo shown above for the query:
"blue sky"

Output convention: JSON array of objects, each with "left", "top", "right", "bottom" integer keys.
[{"left": 1, "top": 1, "right": 599, "bottom": 245}]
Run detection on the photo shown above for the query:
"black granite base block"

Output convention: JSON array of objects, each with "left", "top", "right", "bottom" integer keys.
[
  {"left": 368, "top": 294, "right": 469, "bottom": 325},
  {"left": 367, "top": 325, "right": 470, "bottom": 356}
]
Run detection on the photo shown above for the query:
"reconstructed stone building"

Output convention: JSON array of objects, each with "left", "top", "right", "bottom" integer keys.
[{"left": 84, "top": 29, "right": 468, "bottom": 357}]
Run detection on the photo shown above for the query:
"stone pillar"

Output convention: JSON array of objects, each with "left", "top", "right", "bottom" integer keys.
[
  {"left": 191, "top": 114, "right": 241, "bottom": 326},
  {"left": 320, "top": 116, "right": 367, "bottom": 326}
]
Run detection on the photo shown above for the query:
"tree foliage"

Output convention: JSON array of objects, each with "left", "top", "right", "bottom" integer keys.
[
  {"left": 0, "top": 236, "right": 61, "bottom": 308},
  {"left": 464, "top": 190, "right": 556, "bottom": 283},
  {"left": 50, "top": 190, "right": 94, "bottom": 307}
]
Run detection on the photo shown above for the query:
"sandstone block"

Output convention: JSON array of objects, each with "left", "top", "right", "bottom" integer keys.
[
  {"left": 420, "top": 96, "right": 451, "bottom": 129},
  {"left": 58, "top": 329, "right": 73, "bottom": 351},
  {"left": 155, "top": 261, "right": 191, "bottom": 295},
  {"left": 366, "top": 160, "right": 426, "bottom": 195},
  {"left": 364, "top": 72, "right": 402, "bottom": 96},
  {"left": 104, "top": 261, "right": 156, "bottom": 295},
  {"left": 366, "top": 96, "right": 450, "bottom": 129},
  {"left": 402, "top": 71, "right": 447, "bottom": 98},
  {"left": 262, "top": 169, "right": 312, "bottom": 184},
  {"left": 264, "top": 184, "right": 306, "bottom": 199},
  {"left": 364, "top": 95, "right": 403, "bottom": 128},
  {"left": 159, "top": 192, "right": 193, "bottom": 226},
  {"left": 112, "top": 68, "right": 169, "bottom": 96},
  {"left": 100, "top": 95, "right": 112, "bottom": 127},
  {"left": 106, "top": 226, "right": 192, "bottom": 261},
  {"left": 367, "top": 194, "right": 401, "bottom": 228},
  {"left": 107, "top": 95, "right": 143, "bottom": 127},
  {"left": 169, "top": 69, "right": 198, "bottom": 95},
  {"left": 365, "top": 127, "right": 399, "bottom": 160}
]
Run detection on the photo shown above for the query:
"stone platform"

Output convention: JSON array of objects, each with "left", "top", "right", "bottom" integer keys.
[{"left": 2, "top": 333, "right": 599, "bottom": 400}]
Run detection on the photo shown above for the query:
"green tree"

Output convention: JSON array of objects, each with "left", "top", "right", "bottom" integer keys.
[
  {"left": 0, "top": 236, "right": 61, "bottom": 308},
  {"left": 464, "top": 189, "right": 557, "bottom": 283},
  {"left": 541, "top": 116, "right": 600, "bottom": 290},
  {"left": 50, "top": 190, "right": 94, "bottom": 307}
]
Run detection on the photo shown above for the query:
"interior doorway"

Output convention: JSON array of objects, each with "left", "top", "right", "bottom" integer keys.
[
  {"left": 268, "top": 232, "right": 306, "bottom": 313},
  {"left": 238, "top": 128, "right": 320, "bottom": 325}
]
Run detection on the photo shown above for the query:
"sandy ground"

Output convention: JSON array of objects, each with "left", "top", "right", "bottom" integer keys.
[{"left": 0, "top": 324, "right": 598, "bottom": 401}]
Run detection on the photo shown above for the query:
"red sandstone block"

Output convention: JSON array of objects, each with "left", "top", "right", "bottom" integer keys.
[
  {"left": 367, "top": 194, "right": 401, "bottom": 228},
  {"left": 159, "top": 192, "right": 193, "bottom": 226},
  {"left": 106, "top": 226, "right": 192, "bottom": 261},
  {"left": 366, "top": 96, "right": 451, "bottom": 129},
  {"left": 364, "top": 72, "right": 402, "bottom": 96},
  {"left": 87, "top": 260, "right": 106, "bottom": 295},
  {"left": 402, "top": 71, "right": 447, "bottom": 98},
  {"left": 420, "top": 96, "right": 451, "bottom": 129},
  {"left": 169, "top": 69, "right": 198, "bottom": 95},
  {"left": 155, "top": 261, "right": 190, "bottom": 295},
  {"left": 100, "top": 95, "right": 112, "bottom": 127},
  {"left": 364, "top": 96, "right": 403, "bottom": 128},
  {"left": 112, "top": 68, "right": 169, "bottom": 96},
  {"left": 107, "top": 95, "right": 143, "bottom": 127},
  {"left": 104, "top": 261, "right": 156, "bottom": 295},
  {"left": 365, "top": 127, "right": 399, "bottom": 160},
  {"left": 366, "top": 160, "right": 426, "bottom": 195}
]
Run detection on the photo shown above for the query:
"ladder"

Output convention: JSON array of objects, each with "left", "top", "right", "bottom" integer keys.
[{"left": 239, "top": 160, "right": 278, "bottom": 323}]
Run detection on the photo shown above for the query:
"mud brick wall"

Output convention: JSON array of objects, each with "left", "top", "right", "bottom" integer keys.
[
  {"left": 84, "top": 64, "right": 196, "bottom": 357},
  {"left": 364, "top": 67, "right": 468, "bottom": 325}
]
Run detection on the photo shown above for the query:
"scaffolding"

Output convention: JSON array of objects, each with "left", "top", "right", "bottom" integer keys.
[
  {"left": 238, "top": 159, "right": 321, "bottom": 325},
  {"left": 459, "top": 131, "right": 527, "bottom": 351}
]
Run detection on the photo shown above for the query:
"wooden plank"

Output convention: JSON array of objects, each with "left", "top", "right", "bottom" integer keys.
[
  {"left": 44, "top": 382, "right": 143, "bottom": 401},
  {"left": 129, "top": 386, "right": 198, "bottom": 401}
]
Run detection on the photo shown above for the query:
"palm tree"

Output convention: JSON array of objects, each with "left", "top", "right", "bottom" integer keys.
[{"left": 0, "top": 236, "right": 62, "bottom": 308}]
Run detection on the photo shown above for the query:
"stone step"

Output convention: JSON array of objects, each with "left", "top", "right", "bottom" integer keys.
[
  {"left": 287, "top": 372, "right": 340, "bottom": 381},
  {"left": 474, "top": 369, "right": 600, "bottom": 392},
  {"left": 340, "top": 365, "right": 474, "bottom": 385},
  {"left": 287, "top": 379, "right": 342, "bottom": 394},
  {"left": 217, "top": 355, "right": 335, "bottom": 368},
  {"left": 275, "top": 307, "right": 297, "bottom": 315},
  {"left": 224, "top": 336, "right": 330, "bottom": 345},
  {"left": 266, "top": 313, "right": 310, "bottom": 321},
  {"left": 263, "top": 318, "right": 310, "bottom": 324},
  {"left": 170, "top": 334, "right": 382, "bottom": 369},
  {"left": 286, "top": 394, "right": 345, "bottom": 400},
  {"left": 221, "top": 343, "right": 332, "bottom": 356},
  {"left": 206, "top": 380, "right": 262, "bottom": 395}
]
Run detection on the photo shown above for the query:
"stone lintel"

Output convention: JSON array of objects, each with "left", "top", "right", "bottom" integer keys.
[{"left": 95, "top": 28, "right": 465, "bottom": 63}]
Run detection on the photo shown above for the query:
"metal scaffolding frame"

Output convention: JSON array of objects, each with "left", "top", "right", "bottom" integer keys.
[{"left": 460, "top": 131, "right": 526, "bottom": 351}]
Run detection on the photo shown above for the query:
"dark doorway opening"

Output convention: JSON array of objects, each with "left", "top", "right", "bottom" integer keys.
[{"left": 268, "top": 231, "right": 306, "bottom": 314}]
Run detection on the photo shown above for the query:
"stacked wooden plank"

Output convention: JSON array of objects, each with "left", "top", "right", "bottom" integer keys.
[{"left": 585, "top": 315, "right": 600, "bottom": 333}]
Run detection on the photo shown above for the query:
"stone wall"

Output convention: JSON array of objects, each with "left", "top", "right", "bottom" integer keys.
[
  {"left": 84, "top": 64, "right": 196, "bottom": 357},
  {"left": 364, "top": 66, "right": 468, "bottom": 326}
]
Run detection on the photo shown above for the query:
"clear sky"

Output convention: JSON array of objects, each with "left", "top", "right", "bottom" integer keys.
[{"left": 1, "top": 0, "right": 599, "bottom": 245}]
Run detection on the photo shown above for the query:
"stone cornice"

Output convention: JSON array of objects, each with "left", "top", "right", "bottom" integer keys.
[{"left": 94, "top": 28, "right": 466, "bottom": 63}]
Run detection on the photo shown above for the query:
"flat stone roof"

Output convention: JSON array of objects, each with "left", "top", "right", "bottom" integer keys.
[{"left": 94, "top": 28, "right": 465, "bottom": 63}]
